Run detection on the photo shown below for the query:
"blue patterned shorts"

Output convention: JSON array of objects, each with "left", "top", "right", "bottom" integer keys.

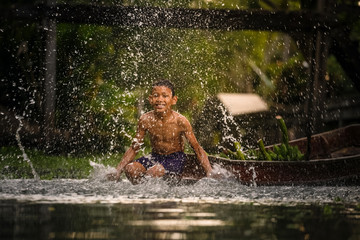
[{"left": 134, "top": 152, "right": 187, "bottom": 175}]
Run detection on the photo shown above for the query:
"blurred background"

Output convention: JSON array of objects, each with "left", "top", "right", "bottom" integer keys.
[{"left": 1, "top": 0, "right": 359, "bottom": 157}]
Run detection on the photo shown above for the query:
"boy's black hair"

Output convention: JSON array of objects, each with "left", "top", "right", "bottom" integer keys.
[{"left": 152, "top": 80, "right": 175, "bottom": 96}]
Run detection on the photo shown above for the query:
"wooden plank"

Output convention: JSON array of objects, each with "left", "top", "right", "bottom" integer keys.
[{"left": 2, "top": 4, "right": 335, "bottom": 32}]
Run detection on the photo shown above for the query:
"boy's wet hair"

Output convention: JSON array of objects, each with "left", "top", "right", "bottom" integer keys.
[{"left": 152, "top": 80, "right": 175, "bottom": 96}]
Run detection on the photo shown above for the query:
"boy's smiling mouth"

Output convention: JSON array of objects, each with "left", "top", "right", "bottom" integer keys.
[{"left": 155, "top": 103, "right": 166, "bottom": 109}]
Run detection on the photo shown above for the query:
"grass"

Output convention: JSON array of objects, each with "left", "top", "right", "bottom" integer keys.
[{"left": 0, "top": 146, "right": 123, "bottom": 180}]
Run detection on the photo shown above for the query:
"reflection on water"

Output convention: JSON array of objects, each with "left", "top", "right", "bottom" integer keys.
[
  {"left": 1, "top": 198, "right": 360, "bottom": 240},
  {"left": 0, "top": 178, "right": 360, "bottom": 239}
]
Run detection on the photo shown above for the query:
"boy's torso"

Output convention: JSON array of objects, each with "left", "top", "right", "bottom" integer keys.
[{"left": 142, "top": 111, "right": 185, "bottom": 155}]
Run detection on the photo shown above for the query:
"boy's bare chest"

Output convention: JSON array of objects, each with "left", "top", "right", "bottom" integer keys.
[{"left": 146, "top": 120, "right": 182, "bottom": 140}]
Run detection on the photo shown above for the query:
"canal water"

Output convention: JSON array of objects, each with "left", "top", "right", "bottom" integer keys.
[{"left": 1, "top": 170, "right": 360, "bottom": 240}]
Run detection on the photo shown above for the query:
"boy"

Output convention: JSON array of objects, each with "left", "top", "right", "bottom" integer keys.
[{"left": 111, "top": 80, "right": 213, "bottom": 184}]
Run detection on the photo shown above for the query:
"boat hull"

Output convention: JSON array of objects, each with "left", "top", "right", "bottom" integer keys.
[
  {"left": 182, "top": 154, "right": 360, "bottom": 185},
  {"left": 181, "top": 124, "right": 360, "bottom": 185}
]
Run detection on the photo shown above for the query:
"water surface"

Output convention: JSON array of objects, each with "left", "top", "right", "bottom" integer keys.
[
  {"left": 4, "top": 121, "right": 358, "bottom": 239},
  {"left": 1, "top": 176, "right": 360, "bottom": 240}
]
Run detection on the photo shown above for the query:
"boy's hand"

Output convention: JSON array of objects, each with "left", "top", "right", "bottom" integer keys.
[
  {"left": 106, "top": 172, "right": 117, "bottom": 181},
  {"left": 114, "top": 169, "right": 123, "bottom": 182},
  {"left": 106, "top": 170, "right": 122, "bottom": 182}
]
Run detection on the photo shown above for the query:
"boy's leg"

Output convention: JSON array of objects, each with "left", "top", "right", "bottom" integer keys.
[
  {"left": 125, "top": 162, "right": 165, "bottom": 183},
  {"left": 158, "top": 152, "right": 187, "bottom": 176},
  {"left": 124, "top": 162, "right": 146, "bottom": 184},
  {"left": 146, "top": 164, "right": 166, "bottom": 178}
]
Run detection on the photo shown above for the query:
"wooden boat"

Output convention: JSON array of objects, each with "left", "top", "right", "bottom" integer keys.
[{"left": 181, "top": 124, "right": 360, "bottom": 185}]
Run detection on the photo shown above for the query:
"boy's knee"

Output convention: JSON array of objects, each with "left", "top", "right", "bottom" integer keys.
[
  {"left": 147, "top": 164, "right": 166, "bottom": 177},
  {"left": 125, "top": 162, "right": 144, "bottom": 172},
  {"left": 125, "top": 162, "right": 146, "bottom": 182}
]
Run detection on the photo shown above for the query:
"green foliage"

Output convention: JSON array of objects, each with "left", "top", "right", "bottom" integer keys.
[
  {"left": 276, "top": 115, "right": 289, "bottom": 147},
  {"left": 222, "top": 141, "right": 246, "bottom": 160},
  {"left": 0, "top": 146, "right": 121, "bottom": 179},
  {"left": 326, "top": 55, "right": 354, "bottom": 96},
  {"left": 222, "top": 116, "right": 304, "bottom": 161},
  {"left": 267, "top": 55, "right": 308, "bottom": 105},
  {"left": 234, "top": 142, "right": 246, "bottom": 160},
  {"left": 257, "top": 116, "right": 304, "bottom": 161},
  {"left": 258, "top": 139, "right": 272, "bottom": 161}
]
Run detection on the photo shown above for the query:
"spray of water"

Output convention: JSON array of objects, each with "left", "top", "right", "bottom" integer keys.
[
  {"left": 15, "top": 115, "right": 40, "bottom": 180},
  {"left": 211, "top": 163, "right": 235, "bottom": 180},
  {"left": 248, "top": 166, "right": 257, "bottom": 187},
  {"left": 213, "top": 103, "right": 245, "bottom": 154},
  {"left": 88, "top": 160, "right": 116, "bottom": 182}
]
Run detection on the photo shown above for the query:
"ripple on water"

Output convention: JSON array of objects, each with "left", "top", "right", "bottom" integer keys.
[{"left": 0, "top": 178, "right": 359, "bottom": 205}]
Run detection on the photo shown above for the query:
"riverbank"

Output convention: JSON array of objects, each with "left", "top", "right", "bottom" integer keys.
[{"left": 0, "top": 146, "right": 121, "bottom": 179}]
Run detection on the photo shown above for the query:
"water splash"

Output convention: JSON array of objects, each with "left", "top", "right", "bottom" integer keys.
[
  {"left": 211, "top": 163, "right": 235, "bottom": 179},
  {"left": 88, "top": 160, "right": 116, "bottom": 182},
  {"left": 15, "top": 116, "right": 40, "bottom": 180},
  {"left": 217, "top": 103, "right": 243, "bottom": 148},
  {"left": 248, "top": 166, "right": 257, "bottom": 187},
  {"left": 1, "top": 155, "right": 359, "bottom": 205},
  {"left": 1, "top": 177, "right": 359, "bottom": 205}
]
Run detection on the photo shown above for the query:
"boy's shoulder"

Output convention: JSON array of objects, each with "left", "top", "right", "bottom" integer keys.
[
  {"left": 172, "top": 111, "right": 191, "bottom": 126},
  {"left": 172, "top": 111, "right": 187, "bottom": 120},
  {"left": 138, "top": 111, "right": 155, "bottom": 123}
]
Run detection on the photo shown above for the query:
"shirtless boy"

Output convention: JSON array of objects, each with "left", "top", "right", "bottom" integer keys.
[{"left": 111, "top": 80, "right": 213, "bottom": 184}]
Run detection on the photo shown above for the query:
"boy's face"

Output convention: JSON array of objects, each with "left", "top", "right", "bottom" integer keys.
[{"left": 149, "top": 86, "right": 177, "bottom": 113}]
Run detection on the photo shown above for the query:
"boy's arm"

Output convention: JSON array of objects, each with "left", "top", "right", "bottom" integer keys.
[
  {"left": 182, "top": 118, "right": 213, "bottom": 177},
  {"left": 114, "top": 118, "right": 146, "bottom": 181},
  {"left": 114, "top": 146, "right": 137, "bottom": 181}
]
